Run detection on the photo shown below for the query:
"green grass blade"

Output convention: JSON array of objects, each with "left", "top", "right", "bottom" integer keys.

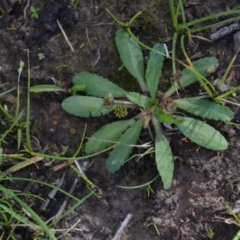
[
  {"left": 115, "top": 28, "right": 148, "bottom": 92},
  {"left": 17, "top": 128, "right": 22, "bottom": 151},
  {"left": 29, "top": 85, "right": 65, "bottom": 93},
  {"left": 181, "top": 10, "right": 240, "bottom": 30},
  {"left": 152, "top": 117, "right": 174, "bottom": 189},
  {"left": 0, "top": 185, "right": 56, "bottom": 239},
  {"left": 1, "top": 177, "right": 82, "bottom": 202},
  {"left": 85, "top": 118, "right": 136, "bottom": 154},
  {"left": 215, "top": 84, "right": 240, "bottom": 101},
  {"left": 105, "top": 119, "right": 142, "bottom": 173},
  {"left": 145, "top": 43, "right": 165, "bottom": 98},
  {"left": 177, "top": 117, "right": 228, "bottom": 150},
  {"left": 169, "top": 0, "right": 178, "bottom": 29},
  {"left": 191, "top": 16, "right": 240, "bottom": 34},
  {"left": 72, "top": 72, "right": 127, "bottom": 97},
  {"left": 174, "top": 98, "right": 234, "bottom": 121},
  {"left": 0, "top": 88, "right": 15, "bottom": 97},
  {"left": 0, "top": 203, "right": 32, "bottom": 226},
  {"left": 61, "top": 96, "right": 115, "bottom": 117}
]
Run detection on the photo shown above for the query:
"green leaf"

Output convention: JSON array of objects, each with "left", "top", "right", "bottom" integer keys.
[
  {"left": 115, "top": 29, "right": 147, "bottom": 92},
  {"left": 61, "top": 96, "right": 114, "bottom": 117},
  {"left": 70, "top": 84, "right": 85, "bottom": 93},
  {"left": 165, "top": 57, "right": 219, "bottom": 97},
  {"left": 179, "top": 57, "right": 219, "bottom": 88},
  {"left": 152, "top": 117, "right": 174, "bottom": 189},
  {"left": 176, "top": 117, "right": 228, "bottom": 150},
  {"left": 155, "top": 107, "right": 183, "bottom": 124},
  {"left": 174, "top": 98, "right": 234, "bottom": 121},
  {"left": 72, "top": 72, "right": 127, "bottom": 97},
  {"left": 85, "top": 118, "right": 136, "bottom": 154},
  {"left": 145, "top": 43, "right": 165, "bottom": 98},
  {"left": 126, "top": 92, "right": 157, "bottom": 108},
  {"left": 29, "top": 84, "right": 65, "bottom": 93},
  {"left": 105, "top": 119, "right": 143, "bottom": 173}
]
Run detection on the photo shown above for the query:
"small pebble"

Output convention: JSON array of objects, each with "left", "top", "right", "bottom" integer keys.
[
  {"left": 52, "top": 120, "right": 58, "bottom": 126},
  {"left": 70, "top": 127, "right": 77, "bottom": 135}
]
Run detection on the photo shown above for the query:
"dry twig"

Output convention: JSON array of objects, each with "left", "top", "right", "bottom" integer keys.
[
  {"left": 57, "top": 20, "right": 74, "bottom": 52},
  {"left": 24, "top": 0, "right": 30, "bottom": 19},
  {"left": 112, "top": 213, "right": 133, "bottom": 240}
]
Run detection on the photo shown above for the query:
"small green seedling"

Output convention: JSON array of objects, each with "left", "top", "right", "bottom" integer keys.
[
  {"left": 7, "top": 24, "right": 16, "bottom": 31},
  {"left": 0, "top": 6, "right": 5, "bottom": 15},
  {"left": 207, "top": 228, "right": 215, "bottom": 239},
  {"left": 147, "top": 219, "right": 160, "bottom": 235},
  {"left": 38, "top": 53, "right": 45, "bottom": 61},
  {"left": 71, "top": 0, "right": 80, "bottom": 7},
  {"left": 62, "top": 28, "right": 234, "bottom": 189},
  {"left": 30, "top": 6, "right": 40, "bottom": 19}
]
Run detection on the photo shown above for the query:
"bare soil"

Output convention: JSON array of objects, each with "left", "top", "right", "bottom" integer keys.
[{"left": 1, "top": 0, "right": 240, "bottom": 239}]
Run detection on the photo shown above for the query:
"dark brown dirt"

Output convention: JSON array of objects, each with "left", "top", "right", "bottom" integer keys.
[{"left": 1, "top": 0, "right": 240, "bottom": 239}]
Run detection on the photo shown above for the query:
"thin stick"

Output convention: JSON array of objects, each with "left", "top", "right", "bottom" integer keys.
[
  {"left": 45, "top": 178, "right": 78, "bottom": 224},
  {"left": 222, "top": 98, "right": 240, "bottom": 107},
  {"left": 40, "top": 173, "right": 66, "bottom": 212},
  {"left": 112, "top": 213, "right": 133, "bottom": 240},
  {"left": 91, "top": 43, "right": 101, "bottom": 70},
  {"left": 57, "top": 218, "right": 81, "bottom": 239},
  {"left": 24, "top": 0, "right": 30, "bottom": 19},
  {"left": 74, "top": 160, "right": 86, "bottom": 177},
  {"left": 56, "top": 20, "right": 74, "bottom": 52},
  {"left": 85, "top": 28, "right": 93, "bottom": 49}
]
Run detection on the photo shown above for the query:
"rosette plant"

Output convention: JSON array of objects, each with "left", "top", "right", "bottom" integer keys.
[{"left": 62, "top": 28, "right": 233, "bottom": 189}]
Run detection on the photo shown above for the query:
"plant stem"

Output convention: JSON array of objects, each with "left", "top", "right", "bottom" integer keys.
[
  {"left": 180, "top": 35, "right": 192, "bottom": 66},
  {"left": 0, "top": 104, "right": 16, "bottom": 122},
  {"left": 152, "top": 116, "right": 161, "bottom": 134},
  {"left": 129, "top": 11, "right": 142, "bottom": 26},
  {"left": 0, "top": 111, "right": 23, "bottom": 148},
  {"left": 73, "top": 124, "right": 87, "bottom": 158},
  {"left": 169, "top": 0, "right": 177, "bottom": 30},
  {"left": 218, "top": 54, "right": 237, "bottom": 90},
  {"left": 171, "top": 32, "right": 178, "bottom": 73},
  {"left": 105, "top": 9, "right": 127, "bottom": 27},
  {"left": 127, "top": 27, "right": 167, "bottom": 58},
  {"left": 215, "top": 85, "right": 240, "bottom": 101},
  {"left": 178, "top": 0, "right": 186, "bottom": 25},
  {"left": 24, "top": 49, "right": 32, "bottom": 152}
]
